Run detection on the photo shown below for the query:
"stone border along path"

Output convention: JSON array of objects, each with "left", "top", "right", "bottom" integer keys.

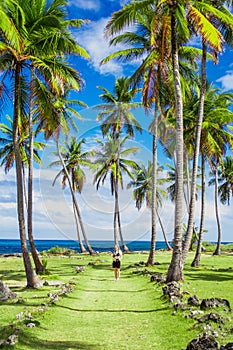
[{"left": 17, "top": 259, "right": 189, "bottom": 350}]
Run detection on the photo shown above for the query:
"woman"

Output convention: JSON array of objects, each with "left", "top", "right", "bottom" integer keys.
[{"left": 112, "top": 244, "right": 122, "bottom": 281}]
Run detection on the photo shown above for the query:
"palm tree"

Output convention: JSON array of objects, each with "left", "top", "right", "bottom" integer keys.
[
  {"left": 218, "top": 156, "right": 233, "bottom": 206},
  {"left": 208, "top": 156, "right": 233, "bottom": 256},
  {"left": 0, "top": 0, "right": 90, "bottom": 285},
  {"left": 93, "top": 133, "right": 139, "bottom": 249},
  {"left": 94, "top": 77, "right": 142, "bottom": 251},
  {"left": 50, "top": 137, "right": 94, "bottom": 253},
  {"left": 183, "top": 85, "right": 233, "bottom": 264},
  {"left": 35, "top": 81, "right": 95, "bottom": 255},
  {"left": 103, "top": 0, "right": 233, "bottom": 282},
  {"left": 182, "top": 1, "right": 233, "bottom": 263},
  {"left": 128, "top": 160, "right": 172, "bottom": 250},
  {"left": 102, "top": 7, "right": 202, "bottom": 266}
]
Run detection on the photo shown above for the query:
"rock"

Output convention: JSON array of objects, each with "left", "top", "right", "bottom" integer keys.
[
  {"left": 74, "top": 266, "right": 85, "bottom": 273},
  {"left": 26, "top": 323, "right": 36, "bottom": 328},
  {"left": 186, "top": 334, "right": 219, "bottom": 350},
  {"left": 197, "top": 312, "right": 224, "bottom": 324},
  {"left": 150, "top": 272, "right": 166, "bottom": 284},
  {"left": 200, "top": 298, "right": 230, "bottom": 310},
  {"left": 162, "top": 281, "right": 181, "bottom": 301},
  {"left": 0, "top": 281, "right": 17, "bottom": 301},
  {"left": 220, "top": 343, "right": 233, "bottom": 350},
  {"left": 188, "top": 295, "right": 200, "bottom": 307},
  {"left": 6, "top": 334, "right": 18, "bottom": 346}
]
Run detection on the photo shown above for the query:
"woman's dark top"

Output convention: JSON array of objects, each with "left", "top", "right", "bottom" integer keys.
[{"left": 112, "top": 251, "right": 121, "bottom": 268}]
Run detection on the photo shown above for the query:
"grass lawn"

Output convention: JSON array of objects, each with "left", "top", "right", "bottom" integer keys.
[{"left": 0, "top": 250, "right": 233, "bottom": 349}]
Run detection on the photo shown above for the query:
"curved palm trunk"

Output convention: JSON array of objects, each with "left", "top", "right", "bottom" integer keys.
[
  {"left": 115, "top": 134, "right": 129, "bottom": 252},
  {"left": 13, "top": 63, "right": 41, "bottom": 288},
  {"left": 147, "top": 101, "right": 158, "bottom": 265},
  {"left": 72, "top": 201, "right": 86, "bottom": 253},
  {"left": 55, "top": 135, "right": 94, "bottom": 255},
  {"left": 156, "top": 209, "right": 172, "bottom": 251},
  {"left": 191, "top": 152, "right": 205, "bottom": 267},
  {"left": 183, "top": 41, "right": 207, "bottom": 263},
  {"left": 28, "top": 69, "right": 44, "bottom": 274},
  {"left": 117, "top": 211, "right": 129, "bottom": 252},
  {"left": 213, "top": 162, "right": 222, "bottom": 255},
  {"left": 22, "top": 162, "right": 28, "bottom": 212},
  {"left": 166, "top": 9, "right": 184, "bottom": 283}
]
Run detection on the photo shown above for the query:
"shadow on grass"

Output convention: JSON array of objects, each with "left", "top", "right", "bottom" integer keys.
[
  {"left": 184, "top": 270, "right": 233, "bottom": 282},
  {"left": 18, "top": 333, "right": 99, "bottom": 349},
  {"left": 58, "top": 304, "right": 167, "bottom": 314},
  {"left": 77, "top": 287, "right": 148, "bottom": 293}
]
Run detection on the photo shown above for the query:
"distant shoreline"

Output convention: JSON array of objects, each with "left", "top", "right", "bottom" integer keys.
[{"left": 0, "top": 239, "right": 232, "bottom": 255}]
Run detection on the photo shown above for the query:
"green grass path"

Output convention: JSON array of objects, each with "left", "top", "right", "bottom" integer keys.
[{"left": 17, "top": 257, "right": 190, "bottom": 350}]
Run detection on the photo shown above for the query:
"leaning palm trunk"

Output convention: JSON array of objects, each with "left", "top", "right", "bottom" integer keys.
[
  {"left": 22, "top": 162, "right": 28, "bottom": 212},
  {"left": 166, "top": 9, "right": 184, "bottom": 283},
  {"left": 147, "top": 101, "right": 158, "bottom": 265},
  {"left": 191, "top": 152, "right": 205, "bottom": 267},
  {"left": 114, "top": 134, "right": 129, "bottom": 252},
  {"left": 213, "top": 162, "right": 221, "bottom": 255},
  {"left": 72, "top": 201, "right": 86, "bottom": 253},
  {"left": 117, "top": 211, "right": 129, "bottom": 252},
  {"left": 28, "top": 69, "right": 44, "bottom": 274},
  {"left": 156, "top": 209, "right": 172, "bottom": 251},
  {"left": 13, "top": 63, "right": 41, "bottom": 288},
  {"left": 55, "top": 134, "right": 94, "bottom": 255},
  {"left": 182, "top": 41, "right": 207, "bottom": 264}
]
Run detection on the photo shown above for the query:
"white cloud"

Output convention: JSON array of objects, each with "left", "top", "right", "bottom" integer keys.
[
  {"left": 69, "top": 0, "right": 100, "bottom": 11},
  {"left": 216, "top": 70, "right": 233, "bottom": 91},
  {"left": 76, "top": 17, "right": 126, "bottom": 76}
]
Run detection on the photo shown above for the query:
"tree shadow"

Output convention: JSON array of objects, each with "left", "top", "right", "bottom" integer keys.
[
  {"left": 18, "top": 332, "right": 99, "bottom": 349},
  {"left": 58, "top": 304, "right": 167, "bottom": 314},
  {"left": 184, "top": 270, "right": 233, "bottom": 282}
]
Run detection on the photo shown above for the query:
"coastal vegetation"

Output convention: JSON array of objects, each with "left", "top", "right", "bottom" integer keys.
[
  {"left": 0, "top": 0, "right": 232, "bottom": 295},
  {"left": 0, "top": 249, "right": 233, "bottom": 349}
]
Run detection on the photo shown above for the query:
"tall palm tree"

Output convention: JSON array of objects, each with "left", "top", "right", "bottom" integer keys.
[
  {"left": 0, "top": 115, "right": 45, "bottom": 208},
  {"left": 103, "top": 0, "right": 233, "bottom": 282},
  {"left": 94, "top": 77, "right": 142, "bottom": 251},
  {"left": 0, "top": 0, "right": 90, "bottom": 285},
  {"left": 35, "top": 81, "right": 95, "bottom": 255},
  {"left": 50, "top": 136, "right": 94, "bottom": 253},
  {"left": 182, "top": 1, "right": 233, "bottom": 263},
  {"left": 128, "top": 160, "right": 172, "bottom": 250},
  {"left": 218, "top": 156, "right": 233, "bottom": 206},
  {"left": 93, "top": 133, "right": 139, "bottom": 249},
  {"left": 102, "top": 6, "right": 202, "bottom": 266},
  {"left": 183, "top": 85, "right": 233, "bottom": 264}
]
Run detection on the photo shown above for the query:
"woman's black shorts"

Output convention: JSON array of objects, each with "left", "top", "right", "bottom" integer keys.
[{"left": 112, "top": 260, "right": 120, "bottom": 268}]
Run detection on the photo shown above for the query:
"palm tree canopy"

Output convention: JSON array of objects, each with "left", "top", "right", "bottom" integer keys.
[
  {"left": 93, "top": 133, "right": 140, "bottom": 194},
  {"left": 94, "top": 76, "right": 142, "bottom": 137},
  {"left": 128, "top": 160, "right": 167, "bottom": 210},
  {"left": 49, "top": 136, "right": 92, "bottom": 193}
]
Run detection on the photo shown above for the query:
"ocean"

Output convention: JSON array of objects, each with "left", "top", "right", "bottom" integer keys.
[{"left": 0, "top": 239, "right": 169, "bottom": 255}]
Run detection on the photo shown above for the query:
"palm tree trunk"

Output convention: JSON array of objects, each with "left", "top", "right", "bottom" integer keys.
[
  {"left": 182, "top": 41, "right": 207, "bottom": 263},
  {"left": 156, "top": 209, "right": 172, "bottom": 251},
  {"left": 72, "top": 200, "right": 86, "bottom": 253},
  {"left": 147, "top": 100, "right": 158, "bottom": 265},
  {"left": 117, "top": 211, "right": 129, "bottom": 252},
  {"left": 191, "top": 152, "right": 205, "bottom": 267},
  {"left": 28, "top": 68, "right": 44, "bottom": 274},
  {"left": 22, "top": 162, "right": 28, "bottom": 212},
  {"left": 166, "top": 8, "right": 184, "bottom": 283},
  {"left": 55, "top": 134, "right": 94, "bottom": 255},
  {"left": 213, "top": 161, "right": 221, "bottom": 255},
  {"left": 114, "top": 133, "right": 129, "bottom": 251},
  {"left": 13, "top": 62, "right": 41, "bottom": 288}
]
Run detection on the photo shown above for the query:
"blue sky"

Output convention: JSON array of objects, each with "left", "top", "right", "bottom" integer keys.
[{"left": 0, "top": 0, "right": 233, "bottom": 243}]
